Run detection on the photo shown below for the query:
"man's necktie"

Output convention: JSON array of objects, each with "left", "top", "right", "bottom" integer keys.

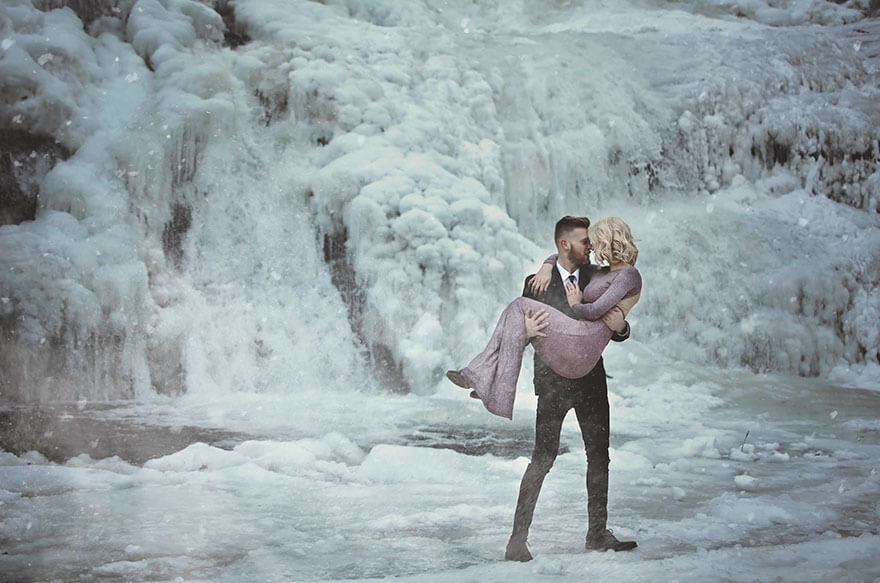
[{"left": 567, "top": 275, "right": 577, "bottom": 286}]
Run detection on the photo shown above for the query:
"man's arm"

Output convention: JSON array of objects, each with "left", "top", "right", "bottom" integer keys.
[
  {"left": 602, "top": 305, "right": 630, "bottom": 342},
  {"left": 530, "top": 273, "right": 631, "bottom": 341},
  {"left": 610, "top": 320, "right": 630, "bottom": 343}
]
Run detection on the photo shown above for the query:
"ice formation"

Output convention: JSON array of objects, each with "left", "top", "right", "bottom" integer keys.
[{"left": 0, "top": 0, "right": 878, "bottom": 401}]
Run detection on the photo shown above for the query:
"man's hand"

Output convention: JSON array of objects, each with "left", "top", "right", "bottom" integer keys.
[
  {"left": 524, "top": 308, "right": 549, "bottom": 338},
  {"left": 601, "top": 306, "right": 626, "bottom": 333},
  {"left": 528, "top": 263, "right": 554, "bottom": 296}
]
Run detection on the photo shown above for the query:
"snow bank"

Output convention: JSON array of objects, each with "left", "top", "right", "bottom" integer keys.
[{"left": 680, "top": 0, "right": 867, "bottom": 26}]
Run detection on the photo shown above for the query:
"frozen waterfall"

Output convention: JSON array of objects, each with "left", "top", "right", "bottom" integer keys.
[{"left": 1, "top": 0, "right": 878, "bottom": 402}]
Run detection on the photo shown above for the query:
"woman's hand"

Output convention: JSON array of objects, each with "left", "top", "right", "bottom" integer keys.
[
  {"left": 529, "top": 263, "right": 554, "bottom": 296},
  {"left": 524, "top": 308, "right": 549, "bottom": 338},
  {"left": 564, "top": 280, "right": 583, "bottom": 307}
]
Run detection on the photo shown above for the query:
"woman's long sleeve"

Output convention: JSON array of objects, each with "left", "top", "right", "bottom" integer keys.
[{"left": 572, "top": 267, "right": 642, "bottom": 320}]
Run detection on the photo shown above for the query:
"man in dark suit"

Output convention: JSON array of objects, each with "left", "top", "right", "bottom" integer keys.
[{"left": 505, "top": 215, "right": 637, "bottom": 562}]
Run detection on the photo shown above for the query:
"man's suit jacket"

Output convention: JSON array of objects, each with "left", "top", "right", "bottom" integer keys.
[{"left": 523, "top": 265, "right": 629, "bottom": 397}]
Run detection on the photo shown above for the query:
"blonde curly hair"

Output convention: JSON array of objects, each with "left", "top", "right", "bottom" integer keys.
[{"left": 589, "top": 217, "right": 638, "bottom": 266}]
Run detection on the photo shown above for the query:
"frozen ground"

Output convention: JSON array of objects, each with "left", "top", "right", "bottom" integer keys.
[{"left": 2, "top": 347, "right": 879, "bottom": 582}]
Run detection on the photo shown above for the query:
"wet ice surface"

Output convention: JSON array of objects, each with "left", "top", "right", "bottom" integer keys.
[
  {"left": 0, "top": 405, "right": 247, "bottom": 465},
  {"left": 2, "top": 353, "right": 878, "bottom": 582}
]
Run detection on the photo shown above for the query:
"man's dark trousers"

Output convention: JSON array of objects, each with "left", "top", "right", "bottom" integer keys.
[{"left": 510, "top": 269, "right": 616, "bottom": 542}]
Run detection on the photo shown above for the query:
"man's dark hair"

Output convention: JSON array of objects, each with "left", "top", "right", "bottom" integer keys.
[{"left": 554, "top": 215, "right": 591, "bottom": 244}]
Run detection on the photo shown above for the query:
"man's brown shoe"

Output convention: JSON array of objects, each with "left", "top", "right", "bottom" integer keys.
[
  {"left": 505, "top": 538, "right": 533, "bottom": 562},
  {"left": 585, "top": 529, "right": 637, "bottom": 552}
]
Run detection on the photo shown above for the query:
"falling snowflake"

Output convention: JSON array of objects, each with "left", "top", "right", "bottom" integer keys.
[{"left": 740, "top": 314, "right": 758, "bottom": 334}]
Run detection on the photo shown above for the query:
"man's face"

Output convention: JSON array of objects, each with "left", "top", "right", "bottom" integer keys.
[{"left": 561, "top": 227, "right": 592, "bottom": 267}]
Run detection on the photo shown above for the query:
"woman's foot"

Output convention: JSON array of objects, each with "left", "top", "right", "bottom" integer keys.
[{"left": 445, "top": 370, "right": 471, "bottom": 389}]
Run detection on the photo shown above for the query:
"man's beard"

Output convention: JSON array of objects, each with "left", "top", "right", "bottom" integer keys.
[{"left": 565, "top": 248, "right": 590, "bottom": 267}]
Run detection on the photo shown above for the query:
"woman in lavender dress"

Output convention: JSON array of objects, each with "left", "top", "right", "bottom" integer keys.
[{"left": 446, "top": 217, "right": 641, "bottom": 419}]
